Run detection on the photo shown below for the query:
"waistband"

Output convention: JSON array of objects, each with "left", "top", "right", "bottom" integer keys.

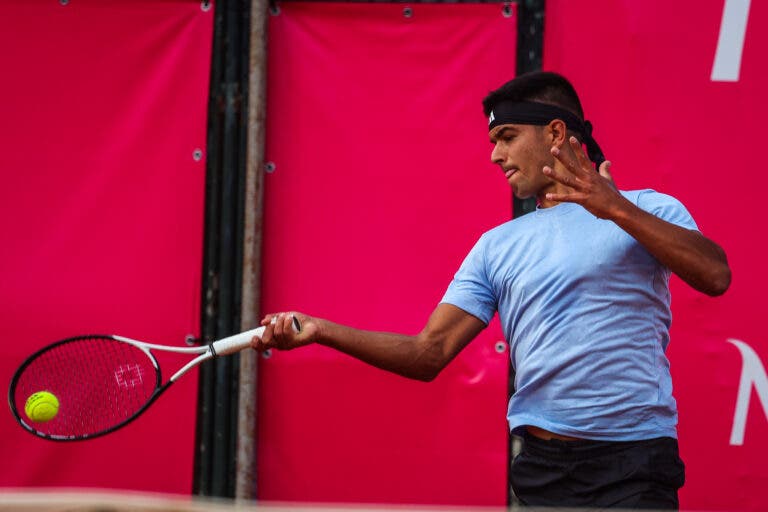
[{"left": 521, "top": 432, "right": 678, "bottom": 461}]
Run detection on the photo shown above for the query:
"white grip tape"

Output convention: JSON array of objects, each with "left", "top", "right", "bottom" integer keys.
[
  {"left": 210, "top": 316, "right": 301, "bottom": 356},
  {"left": 211, "top": 326, "right": 267, "bottom": 356}
]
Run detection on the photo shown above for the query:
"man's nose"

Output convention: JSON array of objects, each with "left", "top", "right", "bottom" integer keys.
[{"left": 490, "top": 144, "right": 504, "bottom": 165}]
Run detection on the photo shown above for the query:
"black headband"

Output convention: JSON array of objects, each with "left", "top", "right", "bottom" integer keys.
[{"left": 488, "top": 100, "right": 605, "bottom": 166}]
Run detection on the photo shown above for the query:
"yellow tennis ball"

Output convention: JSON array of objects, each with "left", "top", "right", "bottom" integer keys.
[{"left": 24, "top": 391, "right": 60, "bottom": 422}]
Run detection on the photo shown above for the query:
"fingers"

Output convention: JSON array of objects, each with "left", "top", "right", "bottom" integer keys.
[
  {"left": 568, "top": 135, "right": 593, "bottom": 169},
  {"left": 545, "top": 191, "right": 586, "bottom": 203},
  {"left": 250, "top": 317, "right": 273, "bottom": 351},
  {"left": 251, "top": 314, "right": 278, "bottom": 351},
  {"left": 251, "top": 312, "right": 301, "bottom": 352},
  {"left": 542, "top": 164, "right": 587, "bottom": 204},
  {"left": 547, "top": 139, "right": 613, "bottom": 195},
  {"left": 273, "top": 314, "right": 286, "bottom": 337},
  {"left": 250, "top": 330, "right": 271, "bottom": 352},
  {"left": 599, "top": 160, "right": 613, "bottom": 182},
  {"left": 543, "top": 165, "right": 576, "bottom": 188},
  {"left": 551, "top": 136, "right": 591, "bottom": 177},
  {"left": 543, "top": 141, "right": 617, "bottom": 209}
]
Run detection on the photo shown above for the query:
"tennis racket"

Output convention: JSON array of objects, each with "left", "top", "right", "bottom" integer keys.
[{"left": 8, "top": 316, "right": 300, "bottom": 441}]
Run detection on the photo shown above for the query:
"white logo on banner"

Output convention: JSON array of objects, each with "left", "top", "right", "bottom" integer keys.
[
  {"left": 727, "top": 338, "right": 768, "bottom": 445},
  {"left": 712, "top": 0, "right": 752, "bottom": 82}
]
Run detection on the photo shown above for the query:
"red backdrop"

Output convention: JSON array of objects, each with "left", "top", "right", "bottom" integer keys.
[
  {"left": 2, "top": 1, "right": 766, "bottom": 510},
  {"left": 260, "top": 1, "right": 768, "bottom": 509},
  {"left": 544, "top": 1, "right": 768, "bottom": 510},
  {"left": 0, "top": 0, "right": 212, "bottom": 493},
  {"left": 259, "top": 3, "right": 516, "bottom": 506}
]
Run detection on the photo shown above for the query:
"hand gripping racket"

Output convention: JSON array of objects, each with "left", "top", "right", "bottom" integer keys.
[{"left": 8, "top": 316, "right": 300, "bottom": 441}]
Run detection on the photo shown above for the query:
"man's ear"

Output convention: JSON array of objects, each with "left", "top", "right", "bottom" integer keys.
[{"left": 547, "top": 119, "right": 568, "bottom": 147}]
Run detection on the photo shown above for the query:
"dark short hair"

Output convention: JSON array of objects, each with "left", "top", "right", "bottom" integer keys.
[{"left": 482, "top": 71, "right": 584, "bottom": 120}]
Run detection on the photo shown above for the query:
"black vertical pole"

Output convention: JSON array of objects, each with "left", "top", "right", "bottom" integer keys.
[
  {"left": 513, "top": 0, "right": 544, "bottom": 219},
  {"left": 194, "top": 0, "right": 251, "bottom": 498},
  {"left": 509, "top": 0, "right": 544, "bottom": 507}
]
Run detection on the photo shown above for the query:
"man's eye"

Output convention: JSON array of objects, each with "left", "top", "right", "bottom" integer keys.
[{"left": 491, "top": 134, "right": 514, "bottom": 145}]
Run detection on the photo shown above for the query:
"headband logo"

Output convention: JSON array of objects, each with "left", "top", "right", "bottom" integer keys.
[{"left": 488, "top": 111, "right": 495, "bottom": 125}]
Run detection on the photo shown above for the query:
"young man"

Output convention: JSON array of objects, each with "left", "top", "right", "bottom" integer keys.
[{"left": 251, "top": 72, "right": 731, "bottom": 509}]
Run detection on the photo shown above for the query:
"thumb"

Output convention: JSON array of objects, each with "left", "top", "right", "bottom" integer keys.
[{"left": 599, "top": 160, "right": 613, "bottom": 181}]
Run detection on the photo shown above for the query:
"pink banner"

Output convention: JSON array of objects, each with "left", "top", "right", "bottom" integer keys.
[
  {"left": 0, "top": 1, "right": 212, "bottom": 493},
  {"left": 5, "top": 1, "right": 759, "bottom": 508},
  {"left": 544, "top": 0, "right": 768, "bottom": 510},
  {"left": 260, "top": 3, "right": 516, "bottom": 505}
]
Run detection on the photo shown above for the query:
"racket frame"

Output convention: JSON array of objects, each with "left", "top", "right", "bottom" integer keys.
[{"left": 8, "top": 316, "right": 299, "bottom": 441}]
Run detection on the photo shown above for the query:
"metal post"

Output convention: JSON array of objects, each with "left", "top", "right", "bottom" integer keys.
[{"left": 235, "top": 0, "right": 269, "bottom": 501}]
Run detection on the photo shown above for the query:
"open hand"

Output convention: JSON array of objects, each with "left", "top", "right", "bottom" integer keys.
[{"left": 543, "top": 136, "right": 626, "bottom": 219}]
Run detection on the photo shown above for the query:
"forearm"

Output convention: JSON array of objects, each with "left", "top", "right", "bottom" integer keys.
[
  {"left": 316, "top": 320, "right": 444, "bottom": 381},
  {"left": 611, "top": 200, "right": 731, "bottom": 296},
  {"left": 254, "top": 305, "right": 485, "bottom": 379}
]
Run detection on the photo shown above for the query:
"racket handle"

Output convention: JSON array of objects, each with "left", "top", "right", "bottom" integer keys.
[{"left": 211, "top": 315, "right": 302, "bottom": 356}]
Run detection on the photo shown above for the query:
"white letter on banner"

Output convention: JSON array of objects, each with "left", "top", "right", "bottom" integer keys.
[
  {"left": 711, "top": 0, "right": 751, "bottom": 82},
  {"left": 727, "top": 338, "right": 768, "bottom": 445}
]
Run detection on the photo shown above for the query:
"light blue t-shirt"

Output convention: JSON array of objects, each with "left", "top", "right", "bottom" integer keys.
[{"left": 441, "top": 190, "right": 698, "bottom": 441}]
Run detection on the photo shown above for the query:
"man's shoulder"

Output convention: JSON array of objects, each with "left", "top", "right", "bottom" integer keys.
[
  {"left": 620, "top": 188, "right": 684, "bottom": 204},
  {"left": 620, "top": 188, "right": 690, "bottom": 212},
  {"left": 620, "top": 188, "right": 659, "bottom": 204},
  {"left": 620, "top": 189, "right": 697, "bottom": 229}
]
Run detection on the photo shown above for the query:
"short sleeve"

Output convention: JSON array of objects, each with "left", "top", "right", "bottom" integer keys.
[
  {"left": 636, "top": 190, "right": 699, "bottom": 231},
  {"left": 440, "top": 236, "right": 497, "bottom": 325}
]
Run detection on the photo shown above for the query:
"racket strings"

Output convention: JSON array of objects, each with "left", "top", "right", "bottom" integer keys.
[{"left": 13, "top": 336, "right": 158, "bottom": 439}]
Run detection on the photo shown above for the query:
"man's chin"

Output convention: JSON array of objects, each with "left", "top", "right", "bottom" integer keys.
[{"left": 512, "top": 188, "right": 532, "bottom": 200}]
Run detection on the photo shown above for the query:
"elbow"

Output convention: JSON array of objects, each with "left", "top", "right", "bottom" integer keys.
[
  {"left": 701, "top": 263, "right": 731, "bottom": 297},
  {"left": 708, "top": 266, "right": 732, "bottom": 296},
  {"left": 708, "top": 245, "right": 732, "bottom": 296},
  {"left": 419, "top": 367, "right": 442, "bottom": 382},
  {"left": 405, "top": 338, "right": 448, "bottom": 382},
  {"left": 405, "top": 326, "right": 467, "bottom": 382},
  {"left": 407, "top": 363, "right": 443, "bottom": 382}
]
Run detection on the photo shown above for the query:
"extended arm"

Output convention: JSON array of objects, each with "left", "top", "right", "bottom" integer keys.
[
  {"left": 544, "top": 136, "right": 731, "bottom": 296},
  {"left": 251, "top": 303, "right": 486, "bottom": 381}
]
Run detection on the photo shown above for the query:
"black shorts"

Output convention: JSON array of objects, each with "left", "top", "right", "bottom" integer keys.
[{"left": 510, "top": 433, "right": 686, "bottom": 510}]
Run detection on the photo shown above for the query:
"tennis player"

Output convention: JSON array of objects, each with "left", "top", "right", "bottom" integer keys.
[{"left": 252, "top": 71, "right": 731, "bottom": 509}]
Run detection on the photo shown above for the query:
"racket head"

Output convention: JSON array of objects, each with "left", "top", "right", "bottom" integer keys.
[{"left": 8, "top": 335, "right": 162, "bottom": 441}]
